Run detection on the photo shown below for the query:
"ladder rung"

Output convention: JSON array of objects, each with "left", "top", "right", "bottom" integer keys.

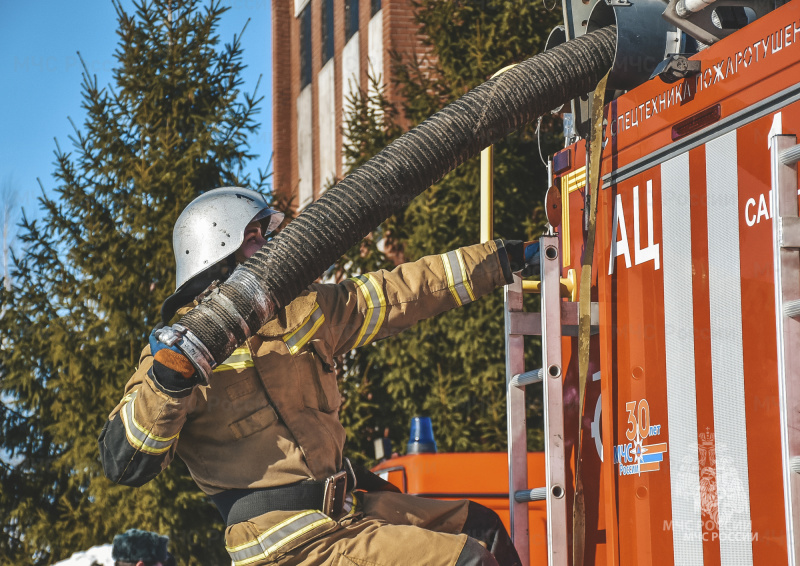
[
  {"left": 560, "top": 302, "right": 600, "bottom": 337},
  {"left": 791, "top": 456, "right": 800, "bottom": 475},
  {"left": 780, "top": 217, "right": 800, "bottom": 249},
  {"left": 785, "top": 300, "right": 800, "bottom": 319},
  {"left": 780, "top": 144, "right": 800, "bottom": 166},
  {"left": 515, "top": 487, "right": 547, "bottom": 502},
  {"left": 508, "top": 311, "right": 541, "bottom": 336},
  {"left": 510, "top": 368, "right": 543, "bottom": 389}
]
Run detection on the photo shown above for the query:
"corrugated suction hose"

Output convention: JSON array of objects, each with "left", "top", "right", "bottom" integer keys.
[{"left": 167, "top": 26, "right": 617, "bottom": 382}]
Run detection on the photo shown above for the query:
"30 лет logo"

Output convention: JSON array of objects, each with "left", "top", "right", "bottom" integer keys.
[{"left": 614, "top": 398, "right": 668, "bottom": 476}]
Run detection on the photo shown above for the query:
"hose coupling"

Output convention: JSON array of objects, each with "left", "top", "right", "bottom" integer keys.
[{"left": 155, "top": 323, "right": 217, "bottom": 385}]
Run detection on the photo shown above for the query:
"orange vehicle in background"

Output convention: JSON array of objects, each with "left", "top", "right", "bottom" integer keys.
[{"left": 373, "top": 451, "right": 549, "bottom": 564}]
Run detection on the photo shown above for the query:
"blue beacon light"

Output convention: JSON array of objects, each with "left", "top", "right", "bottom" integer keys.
[{"left": 406, "top": 416, "right": 438, "bottom": 454}]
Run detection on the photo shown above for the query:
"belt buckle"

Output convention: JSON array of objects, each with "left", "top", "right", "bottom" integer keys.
[{"left": 323, "top": 471, "right": 347, "bottom": 517}]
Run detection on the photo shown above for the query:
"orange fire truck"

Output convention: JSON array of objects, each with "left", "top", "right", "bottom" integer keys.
[{"left": 377, "top": 0, "right": 800, "bottom": 564}]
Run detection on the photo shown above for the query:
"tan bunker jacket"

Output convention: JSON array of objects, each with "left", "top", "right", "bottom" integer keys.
[{"left": 100, "top": 240, "right": 514, "bottom": 565}]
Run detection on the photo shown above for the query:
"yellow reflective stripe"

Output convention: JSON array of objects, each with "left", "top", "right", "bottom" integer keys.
[
  {"left": 214, "top": 360, "right": 254, "bottom": 371},
  {"left": 121, "top": 413, "right": 171, "bottom": 456},
  {"left": 214, "top": 345, "right": 254, "bottom": 372},
  {"left": 362, "top": 274, "right": 386, "bottom": 345},
  {"left": 350, "top": 274, "right": 386, "bottom": 347},
  {"left": 442, "top": 250, "right": 474, "bottom": 306},
  {"left": 351, "top": 277, "right": 372, "bottom": 346},
  {"left": 127, "top": 396, "right": 178, "bottom": 443},
  {"left": 561, "top": 165, "right": 586, "bottom": 266},
  {"left": 265, "top": 518, "right": 328, "bottom": 555},
  {"left": 564, "top": 166, "right": 586, "bottom": 193},
  {"left": 120, "top": 393, "right": 178, "bottom": 455},
  {"left": 343, "top": 492, "right": 358, "bottom": 517},
  {"left": 455, "top": 249, "right": 476, "bottom": 302},
  {"left": 283, "top": 303, "right": 325, "bottom": 355},
  {"left": 561, "top": 174, "right": 570, "bottom": 266},
  {"left": 226, "top": 510, "right": 333, "bottom": 565},
  {"left": 440, "top": 253, "right": 462, "bottom": 306}
]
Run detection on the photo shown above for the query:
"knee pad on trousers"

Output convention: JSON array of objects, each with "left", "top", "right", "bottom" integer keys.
[
  {"left": 455, "top": 536, "right": 500, "bottom": 566},
  {"left": 460, "top": 501, "right": 522, "bottom": 566}
]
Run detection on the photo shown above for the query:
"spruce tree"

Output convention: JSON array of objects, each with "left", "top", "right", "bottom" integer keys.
[
  {"left": 0, "top": 1, "right": 269, "bottom": 563},
  {"left": 337, "top": 0, "right": 562, "bottom": 463}
]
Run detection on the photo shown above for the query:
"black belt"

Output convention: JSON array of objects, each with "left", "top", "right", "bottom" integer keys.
[
  {"left": 211, "top": 479, "right": 331, "bottom": 526},
  {"left": 211, "top": 459, "right": 400, "bottom": 526}
]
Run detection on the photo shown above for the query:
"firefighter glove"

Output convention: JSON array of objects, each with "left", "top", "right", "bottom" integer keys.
[
  {"left": 504, "top": 240, "right": 541, "bottom": 278},
  {"left": 148, "top": 328, "right": 198, "bottom": 393}
]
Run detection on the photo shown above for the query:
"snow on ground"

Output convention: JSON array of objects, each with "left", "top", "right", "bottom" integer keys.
[{"left": 52, "top": 543, "right": 114, "bottom": 566}]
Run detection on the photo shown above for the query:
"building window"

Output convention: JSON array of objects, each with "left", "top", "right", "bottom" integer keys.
[
  {"left": 371, "top": 0, "right": 381, "bottom": 17},
  {"left": 321, "top": 0, "right": 334, "bottom": 64},
  {"left": 299, "top": 4, "right": 312, "bottom": 89},
  {"left": 345, "top": 0, "right": 359, "bottom": 42}
]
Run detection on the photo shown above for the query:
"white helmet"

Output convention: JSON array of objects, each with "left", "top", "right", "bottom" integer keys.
[{"left": 172, "top": 187, "right": 284, "bottom": 292}]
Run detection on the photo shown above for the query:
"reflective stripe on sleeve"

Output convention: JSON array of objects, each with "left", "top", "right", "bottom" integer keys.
[
  {"left": 119, "top": 391, "right": 178, "bottom": 455},
  {"left": 226, "top": 510, "right": 333, "bottom": 566},
  {"left": 350, "top": 274, "right": 387, "bottom": 348},
  {"left": 440, "top": 249, "right": 475, "bottom": 307},
  {"left": 214, "top": 345, "right": 254, "bottom": 372},
  {"left": 283, "top": 303, "right": 325, "bottom": 355}
]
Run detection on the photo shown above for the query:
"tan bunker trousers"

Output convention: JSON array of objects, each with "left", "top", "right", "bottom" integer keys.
[{"left": 225, "top": 491, "right": 501, "bottom": 566}]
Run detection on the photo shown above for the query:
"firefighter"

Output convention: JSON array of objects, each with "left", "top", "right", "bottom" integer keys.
[{"left": 99, "top": 187, "right": 538, "bottom": 566}]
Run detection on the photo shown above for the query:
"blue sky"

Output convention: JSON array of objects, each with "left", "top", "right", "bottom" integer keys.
[{"left": 0, "top": 0, "right": 272, "bottom": 222}]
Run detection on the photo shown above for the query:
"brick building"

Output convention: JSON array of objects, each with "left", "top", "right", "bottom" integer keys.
[{"left": 271, "top": 0, "right": 427, "bottom": 210}]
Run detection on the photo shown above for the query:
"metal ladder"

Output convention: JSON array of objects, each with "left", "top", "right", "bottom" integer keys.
[
  {"left": 505, "top": 234, "right": 567, "bottom": 566},
  {"left": 505, "top": 233, "right": 599, "bottom": 566},
  {"left": 770, "top": 130, "right": 800, "bottom": 566},
  {"left": 481, "top": 133, "right": 590, "bottom": 566}
]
